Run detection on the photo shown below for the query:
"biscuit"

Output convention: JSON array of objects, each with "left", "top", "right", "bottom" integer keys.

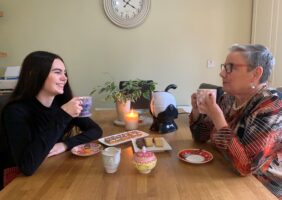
[
  {"left": 144, "top": 137, "right": 154, "bottom": 147},
  {"left": 154, "top": 137, "right": 164, "bottom": 147}
]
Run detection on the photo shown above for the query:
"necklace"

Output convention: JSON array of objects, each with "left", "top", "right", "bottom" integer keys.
[
  {"left": 231, "top": 84, "right": 267, "bottom": 111},
  {"left": 232, "top": 101, "right": 248, "bottom": 111}
]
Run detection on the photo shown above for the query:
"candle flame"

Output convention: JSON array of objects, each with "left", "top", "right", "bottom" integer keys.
[{"left": 127, "top": 109, "right": 138, "bottom": 118}]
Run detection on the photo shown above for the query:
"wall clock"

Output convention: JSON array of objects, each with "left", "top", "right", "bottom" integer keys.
[{"left": 103, "top": 0, "right": 151, "bottom": 28}]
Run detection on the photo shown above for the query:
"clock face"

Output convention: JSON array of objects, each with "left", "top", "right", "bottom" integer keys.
[
  {"left": 112, "top": 0, "right": 143, "bottom": 20},
  {"left": 103, "top": 0, "right": 150, "bottom": 28}
]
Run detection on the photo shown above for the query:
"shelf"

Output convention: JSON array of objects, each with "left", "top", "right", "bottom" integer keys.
[
  {"left": 0, "top": 52, "right": 7, "bottom": 57},
  {"left": 0, "top": 11, "right": 3, "bottom": 17}
]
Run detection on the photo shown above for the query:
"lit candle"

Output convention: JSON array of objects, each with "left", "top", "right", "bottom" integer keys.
[{"left": 124, "top": 110, "right": 139, "bottom": 130}]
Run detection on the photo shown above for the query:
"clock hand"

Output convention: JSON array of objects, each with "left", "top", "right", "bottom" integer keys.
[
  {"left": 127, "top": 3, "right": 136, "bottom": 9},
  {"left": 123, "top": 0, "right": 130, "bottom": 7},
  {"left": 123, "top": 0, "right": 137, "bottom": 10}
]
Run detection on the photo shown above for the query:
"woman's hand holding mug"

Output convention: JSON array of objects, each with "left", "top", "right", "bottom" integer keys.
[{"left": 61, "top": 97, "right": 83, "bottom": 117}]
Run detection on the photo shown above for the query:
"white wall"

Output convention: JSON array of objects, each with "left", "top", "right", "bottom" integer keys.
[{"left": 0, "top": 0, "right": 253, "bottom": 108}]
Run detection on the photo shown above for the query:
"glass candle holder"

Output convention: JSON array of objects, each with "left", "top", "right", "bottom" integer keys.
[{"left": 124, "top": 110, "right": 139, "bottom": 130}]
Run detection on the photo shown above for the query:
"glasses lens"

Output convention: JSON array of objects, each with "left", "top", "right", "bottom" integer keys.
[
  {"left": 221, "top": 63, "right": 233, "bottom": 73},
  {"left": 221, "top": 64, "right": 225, "bottom": 71},
  {"left": 225, "top": 64, "right": 231, "bottom": 73}
]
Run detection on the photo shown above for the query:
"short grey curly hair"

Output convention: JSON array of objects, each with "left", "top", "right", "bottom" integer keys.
[{"left": 229, "top": 44, "right": 275, "bottom": 83}]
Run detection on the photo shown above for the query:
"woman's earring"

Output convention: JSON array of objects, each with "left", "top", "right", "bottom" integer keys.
[{"left": 250, "top": 83, "right": 256, "bottom": 89}]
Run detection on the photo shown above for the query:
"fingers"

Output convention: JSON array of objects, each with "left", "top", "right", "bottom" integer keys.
[
  {"left": 191, "top": 93, "right": 198, "bottom": 108},
  {"left": 68, "top": 98, "right": 83, "bottom": 117},
  {"left": 207, "top": 92, "right": 216, "bottom": 104},
  {"left": 61, "top": 97, "right": 83, "bottom": 117},
  {"left": 48, "top": 143, "right": 67, "bottom": 157},
  {"left": 73, "top": 97, "right": 83, "bottom": 106}
]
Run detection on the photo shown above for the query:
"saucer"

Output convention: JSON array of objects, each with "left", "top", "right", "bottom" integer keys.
[
  {"left": 178, "top": 149, "right": 213, "bottom": 164},
  {"left": 71, "top": 143, "right": 102, "bottom": 156}
]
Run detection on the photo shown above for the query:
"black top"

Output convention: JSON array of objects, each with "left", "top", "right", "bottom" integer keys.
[{"left": 0, "top": 97, "right": 102, "bottom": 176}]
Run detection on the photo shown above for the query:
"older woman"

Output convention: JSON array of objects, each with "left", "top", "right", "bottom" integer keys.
[{"left": 189, "top": 44, "right": 282, "bottom": 199}]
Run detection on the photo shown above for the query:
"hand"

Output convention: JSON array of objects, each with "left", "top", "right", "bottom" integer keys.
[
  {"left": 123, "top": 0, "right": 136, "bottom": 9},
  {"left": 127, "top": 3, "right": 136, "bottom": 9},
  {"left": 198, "top": 91, "right": 217, "bottom": 116},
  {"left": 48, "top": 142, "right": 67, "bottom": 157},
  {"left": 61, "top": 97, "right": 83, "bottom": 117},
  {"left": 200, "top": 92, "right": 228, "bottom": 130},
  {"left": 190, "top": 93, "right": 200, "bottom": 120},
  {"left": 123, "top": 0, "right": 130, "bottom": 7}
]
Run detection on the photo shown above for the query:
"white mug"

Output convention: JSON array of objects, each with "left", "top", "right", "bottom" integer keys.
[
  {"left": 196, "top": 89, "right": 217, "bottom": 114},
  {"left": 101, "top": 147, "right": 121, "bottom": 173}
]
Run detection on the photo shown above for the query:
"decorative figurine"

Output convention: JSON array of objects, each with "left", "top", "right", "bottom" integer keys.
[{"left": 150, "top": 84, "right": 178, "bottom": 133}]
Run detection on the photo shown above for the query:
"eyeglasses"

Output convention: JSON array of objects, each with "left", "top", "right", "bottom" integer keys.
[{"left": 220, "top": 63, "right": 249, "bottom": 73}]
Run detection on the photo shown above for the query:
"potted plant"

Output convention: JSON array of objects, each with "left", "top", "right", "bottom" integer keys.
[{"left": 90, "top": 79, "right": 157, "bottom": 122}]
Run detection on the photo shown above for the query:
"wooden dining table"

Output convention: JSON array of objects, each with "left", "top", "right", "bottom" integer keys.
[{"left": 0, "top": 110, "right": 277, "bottom": 200}]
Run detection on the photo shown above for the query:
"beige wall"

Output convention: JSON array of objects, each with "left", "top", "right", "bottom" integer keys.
[
  {"left": 0, "top": 0, "right": 253, "bottom": 108},
  {"left": 252, "top": 0, "right": 282, "bottom": 87}
]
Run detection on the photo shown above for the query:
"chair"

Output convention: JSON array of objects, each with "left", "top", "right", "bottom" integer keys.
[
  {"left": 0, "top": 93, "right": 19, "bottom": 190},
  {"left": 275, "top": 87, "right": 282, "bottom": 99},
  {"left": 276, "top": 87, "right": 282, "bottom": 92},
  {"left": 119, "top": 80, "right": 154, "bottom": 112}
]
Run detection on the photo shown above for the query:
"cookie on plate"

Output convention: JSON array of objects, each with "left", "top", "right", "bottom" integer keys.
[
  {"left": 154, "top": 137, "right": 164, "bottom": 147},
  {"left": 144, "top": 137, "right": 154, "bottom": 147}
]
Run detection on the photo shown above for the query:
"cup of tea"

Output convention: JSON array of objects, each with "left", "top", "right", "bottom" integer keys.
[
  {"left": 102, "top": 147, "right": 121, "bottom": 173},
  {"left": 79, "top": 96, "right": 92, "bottom": 117},
  {"left": 196, "top": 89, "right": 217, "bottom": 114}
]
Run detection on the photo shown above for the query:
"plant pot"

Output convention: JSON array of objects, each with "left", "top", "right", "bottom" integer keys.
[{"left": 115, "top": 100, "right": 131, "bottom": 122}]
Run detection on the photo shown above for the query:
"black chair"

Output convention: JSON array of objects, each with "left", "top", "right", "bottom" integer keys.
[
  {"left": 119, "top": 80, "right": 153, "bottom": 111},
  {"left": 0, "top": 93, "right": 11, "bottom": 150},
  {"left": 0, "top": 93, "right": 14, "bottom": 190},
  {"left": 275, "top": 87, "right": 282, "bottom": 99}
]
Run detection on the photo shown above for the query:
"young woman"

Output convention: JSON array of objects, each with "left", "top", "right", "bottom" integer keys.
[
  {"left": 0, "top": 51, "right": 103, "bottom": 189},
  {"left": 190, "top": 44, "right": 282, "bottom": 199}
]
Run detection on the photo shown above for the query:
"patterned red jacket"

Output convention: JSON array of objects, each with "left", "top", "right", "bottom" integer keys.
[{"left": 189, "top": 88, "right": 282, "bottom": 199}]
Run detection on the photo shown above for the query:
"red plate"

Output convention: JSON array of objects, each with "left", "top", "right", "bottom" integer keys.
[
  {"left": 178, "top": 149, "right": 213, "bottom": 164},
  {"left": 71, "top": 143, "right": 102, "bottom": 157}
]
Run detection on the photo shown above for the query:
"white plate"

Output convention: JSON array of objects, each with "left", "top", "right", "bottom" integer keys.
[
  {"left": 98, "top": 130, "right": 149, "bottom": 146},
  {"left": 132, "top": 137, "right": 172, "bottom": 152}
]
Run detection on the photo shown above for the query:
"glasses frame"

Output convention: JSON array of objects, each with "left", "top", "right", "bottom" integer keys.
[{"left": 220, "top": 63, "right": 249, "bottom": 73}]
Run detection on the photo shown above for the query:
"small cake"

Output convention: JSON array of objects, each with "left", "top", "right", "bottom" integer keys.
[
  {"left": 144, "top": 137, "right": 154, "bottom": 147},
  {"left": 136, "top": 138, "right": 146, "bottom": 149},
  {"left": 154, "top": 137, "right": 164, "bottom": 147},
  {"left": 105, "top": 136, "right": 116, "bottom": 144},
  {"left": 104, "top": 137, "right": 112, "bottom": 144}
]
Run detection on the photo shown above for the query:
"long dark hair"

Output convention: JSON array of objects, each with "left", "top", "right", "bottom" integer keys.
[{"left": 8, "top": 51, "right": 73, "bottom": 105}]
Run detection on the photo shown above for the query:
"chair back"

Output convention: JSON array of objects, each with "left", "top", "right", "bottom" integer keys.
[
  {"left": 275, "top": 87, "right": 282, "bottom": 99},
  {"left": 276, "top": 87, "right": 282, "bottom": 92},
  {"left": 119, "top": 80, "right": 153, "bottom": 111}
]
